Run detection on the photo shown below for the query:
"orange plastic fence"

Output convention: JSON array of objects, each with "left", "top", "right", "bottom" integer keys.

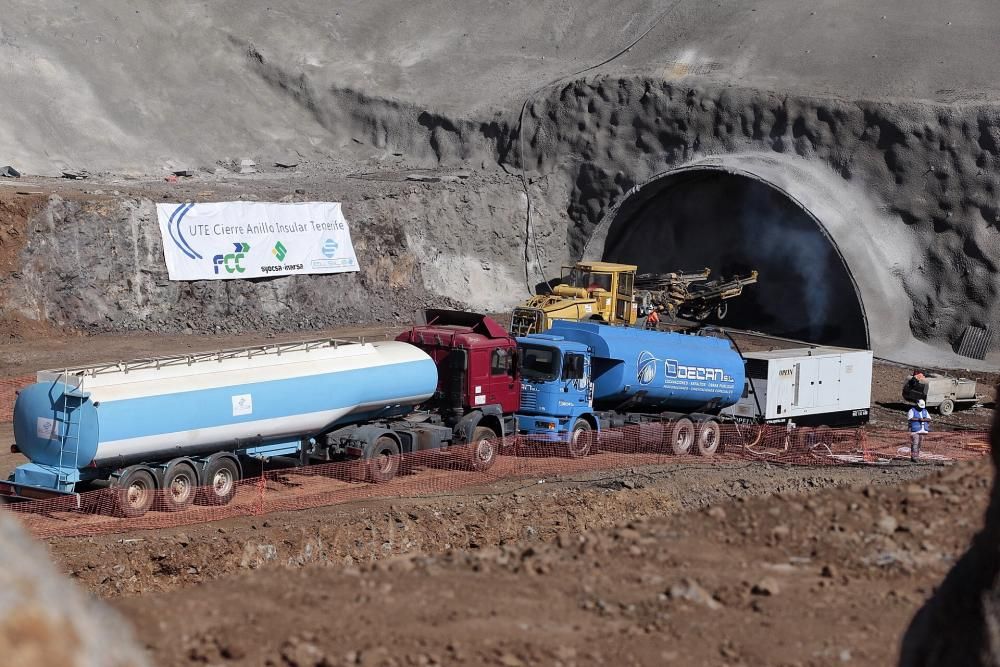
[
  {"left": 0, "top": 376, "right": 33, "bottom": 423},
  {"left": 1, "top": 423, "right": 989, "bottom": 540}
]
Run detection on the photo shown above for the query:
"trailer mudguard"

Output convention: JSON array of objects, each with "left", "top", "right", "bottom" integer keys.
[{"left": 346, "top": 425, "right": 396, "bottom": 448}]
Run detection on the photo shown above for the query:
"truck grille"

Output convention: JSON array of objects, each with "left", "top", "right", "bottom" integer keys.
[{"left": 519, "top": 390, "right": 538, "bottom": 410}]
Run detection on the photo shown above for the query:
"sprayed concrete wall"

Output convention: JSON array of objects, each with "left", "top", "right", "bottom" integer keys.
[
  {"left": 518, "top": 77, "right": 1000, "bottom": 365},
  {"left": 2, "top": 0, "right": 1000, "bottom": 366},
  {"left": 5, "top": 75, "right": 1000, "bottom": 368}
]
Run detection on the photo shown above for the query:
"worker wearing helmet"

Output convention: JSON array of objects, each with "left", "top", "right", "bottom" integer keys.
[
  {"left": 644, "top": 309, "right": 660, "bottom": 330},
  {"left": 907, "top": 399, "right": 931, "bottom": 462}
]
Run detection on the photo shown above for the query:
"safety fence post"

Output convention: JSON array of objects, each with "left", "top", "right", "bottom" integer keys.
[
  {"left": 253, "top": 471, "right": 267, "bottom": 516},
  {"left": 860, "top": 429, "right": 873, "bottom": 463}
]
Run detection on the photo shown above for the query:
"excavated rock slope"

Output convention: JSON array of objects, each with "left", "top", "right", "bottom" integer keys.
[{"left": 2, "top": 1, "right": 1000, "bottom": 363}]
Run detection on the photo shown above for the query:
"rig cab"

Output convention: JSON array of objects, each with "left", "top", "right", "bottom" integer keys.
[{"left": 510, "top": 261, "right": 638, "bottom": 335}]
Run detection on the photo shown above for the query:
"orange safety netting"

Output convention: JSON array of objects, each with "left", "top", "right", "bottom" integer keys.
[
  {"left": 0, "top": 376, "right": 33, "bottom": 423},
  {"left": 1, "top": 423, "right": 989, "bottom": 539}
]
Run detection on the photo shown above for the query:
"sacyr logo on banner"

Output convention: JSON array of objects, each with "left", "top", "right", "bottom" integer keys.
[
  {"left": 213, "top": 242, "right": 251, "bottom": 274},
  {"left": 321, "top": 238, "right": 338, "bottom": 258},
  {"left": 272, "top": 241, "right": 288, "bottom": 262},
  {"left": 167, "top": 203, "right": 202, "bottom": 259}
]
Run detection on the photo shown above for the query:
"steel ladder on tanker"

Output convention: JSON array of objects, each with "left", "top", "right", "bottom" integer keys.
[{"left": 55, "top": 372, "right": 86, "bottom": 487}]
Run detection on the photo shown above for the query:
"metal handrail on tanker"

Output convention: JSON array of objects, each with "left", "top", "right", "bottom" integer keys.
[{"left": 48, "top": 336, "right": 386, "bottom": 377}]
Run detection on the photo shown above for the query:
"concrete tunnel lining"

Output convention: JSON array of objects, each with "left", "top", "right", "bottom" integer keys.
[{"left": 581, "top": 153, "right": 980, "bottom": 368}]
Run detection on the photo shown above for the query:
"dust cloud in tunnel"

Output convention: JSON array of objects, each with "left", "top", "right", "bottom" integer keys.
[{"left": 602, "top": 170, "right": 869, "bottom": 348}]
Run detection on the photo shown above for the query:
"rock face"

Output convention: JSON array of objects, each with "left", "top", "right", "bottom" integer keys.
[
  {"left": 0, "top": 513, "right": 149, "bottom": 667},
  {"left": 529, "top": 77, "right": 1000, "bottom": 363},
  {"left": 0, "top": 173, "right": 564, "bottom": 335},
  {"left": 898, "top": 386, "right": 1000, "bottom": 665},
  {"left": 3, "top": 1, "right": 1000, "bottom": 362}
]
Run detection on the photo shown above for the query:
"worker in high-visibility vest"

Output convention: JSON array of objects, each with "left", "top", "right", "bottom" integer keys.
[
  {"left": 907, "top": 399, "right": 931, "bottom": 462},
  {"left": 644, "top": 309, "right": 660, "bottom": 330}
]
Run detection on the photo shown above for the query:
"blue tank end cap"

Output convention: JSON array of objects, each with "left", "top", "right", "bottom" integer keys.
[
  {"left": 12, "top": 382, "right": 100, "bottom": 468},
  {"left": 13, "top": 462, "right": 81, "bottom": 492}
]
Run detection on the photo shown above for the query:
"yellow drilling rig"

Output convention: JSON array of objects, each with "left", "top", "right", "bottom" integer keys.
[{"left": 509, "top": 261, "right": 758, "bottom": 336}]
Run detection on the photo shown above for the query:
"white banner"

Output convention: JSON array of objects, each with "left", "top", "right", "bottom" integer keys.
[{"left": 156, "top": 201, "right": 359, "bottom": 280}]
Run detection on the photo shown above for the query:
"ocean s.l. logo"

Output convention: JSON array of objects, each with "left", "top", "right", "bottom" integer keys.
[
  {"left": 321, "top": 238, "right": 338, "bottom": 258},
  {"left": 637, "top": 350, "right": 658, "bottom": 385},
  {"left": 664, "top": 359, "right": 734, "bottom": 383},
  {"left": 166, "top": 203, "right": 202, "bottom": 259}
]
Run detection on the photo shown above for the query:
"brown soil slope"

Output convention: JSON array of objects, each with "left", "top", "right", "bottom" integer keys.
[{"left": 111, "top": 460, "right": 989, "bottom": 666}]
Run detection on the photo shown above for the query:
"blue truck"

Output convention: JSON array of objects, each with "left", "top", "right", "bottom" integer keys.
[{"left": 515, "top": 320, "right": 746, "bottom": 456}]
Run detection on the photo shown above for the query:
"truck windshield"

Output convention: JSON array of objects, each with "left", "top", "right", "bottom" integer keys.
[
  {"left": 518, "top": 345, "right": 559, "bottom": 382},
  {"left": 562, "top": 269, "right": 612, "bottom": 292}
]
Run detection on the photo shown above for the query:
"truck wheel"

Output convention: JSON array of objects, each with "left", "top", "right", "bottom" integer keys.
[
  {"left": 695, "top": 419, "right": 721, "bottom": 456},
  {"left": 568, "top": 419, "right": 593, "bottom": 458},
  {"left": 160, "top": 460, "right": 198, "bottom": 512},
  {"left": 367, "top": 436, "right": 400, "bottom": 483},
  {"left": 196, "top": 456, "right": 240, "bottom": 506},
  {"left": 112, "top": 467, "right": 156, "bottom": 518},
  {"left": 939, "top": 398, "right": 955, "bottom": 416},
  {"left": 670, "top": 418, "right": 695, "bottom": 455},
  {"left": 468, "top": 426, "right": 498, "bottom": 472}
]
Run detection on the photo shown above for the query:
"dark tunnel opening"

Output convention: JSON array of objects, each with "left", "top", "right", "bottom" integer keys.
[{"left": 602, "top": 170, "right": 869, "bottom": 348}]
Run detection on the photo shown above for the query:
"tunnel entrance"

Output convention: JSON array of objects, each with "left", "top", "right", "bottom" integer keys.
[{"left": 601, "top": 169, "right": 869, "bottom": 348}]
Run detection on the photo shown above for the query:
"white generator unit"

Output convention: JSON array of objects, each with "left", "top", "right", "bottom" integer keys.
[{"left": 726, "top": 347, "right": 872, "bottom": 427}]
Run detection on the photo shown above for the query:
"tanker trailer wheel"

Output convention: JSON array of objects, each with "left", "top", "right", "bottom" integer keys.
[
  {"left": 112, "top": 466, "right": 156, "bottom": 518},
  {"left": 567, "top": 419, "right": 593, "bottom": 458},
  {"left": 196, "top": 456, "right": 240, "bottom": 506},
  {"left": 670, "top": 418, "right": 695, "bottom": 455},
  {"left": 695, "top": 419, "right": 721, "bottom": 456},
  {"left": 939, "top": 398, "right": 955, "bottom": 416},
  {"left": 367, "top": 436, "right": 401, "bottom": 483},
  {"left": 160, "top": 460, "right": 198, "bottom": 512},
  {"left": 468, "top": 426, "right": 498, "bottom": 472}
]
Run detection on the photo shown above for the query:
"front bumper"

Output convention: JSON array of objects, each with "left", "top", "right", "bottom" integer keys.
[{"left": 516, "top": 414, "right": 573, "bottom": 442}]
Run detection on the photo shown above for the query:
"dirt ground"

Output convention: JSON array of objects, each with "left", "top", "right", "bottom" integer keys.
[
  {"left": 92, "top": 458, "right": 988, "bottom": 667},
  {"left": 0, "top": 324, "right": 995, "bottom": 666}
]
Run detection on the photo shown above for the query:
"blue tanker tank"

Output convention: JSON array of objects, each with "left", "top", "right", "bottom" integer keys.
[
  {"left": 516, "top": 320, "right": 745, "bottom": 448},
  {"left": 5, "top": 339, "right": 437, "bottom": 501},
  {"left": 549, "top": 320, "right": 745, "bottom": 411}
]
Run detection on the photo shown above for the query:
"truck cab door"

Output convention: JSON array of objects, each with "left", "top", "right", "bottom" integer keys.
[
  {"left": 613, "top": 271, "right": 635, "bottom": 324},
  {"left": 561, "top": 353, "right": 592, "bottom": 407},
  {"left": 470, "top": 349, "right": 492, "bottom": 408},
  {"left": 488, "top": 346, "right": 519, "bottom": 412}
]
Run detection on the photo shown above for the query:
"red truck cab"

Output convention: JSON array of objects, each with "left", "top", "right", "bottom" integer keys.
[{"left": 396, "top": 310, "right": 520, "bottom": 444}]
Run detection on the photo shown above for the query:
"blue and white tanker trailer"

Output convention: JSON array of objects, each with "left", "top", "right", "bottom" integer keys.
[
  {"left": 516, "top": 320, "right": 746, "bottom": 457},
  {"left": 2, "top": 338, "right": 443, "bottom": 516}
]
